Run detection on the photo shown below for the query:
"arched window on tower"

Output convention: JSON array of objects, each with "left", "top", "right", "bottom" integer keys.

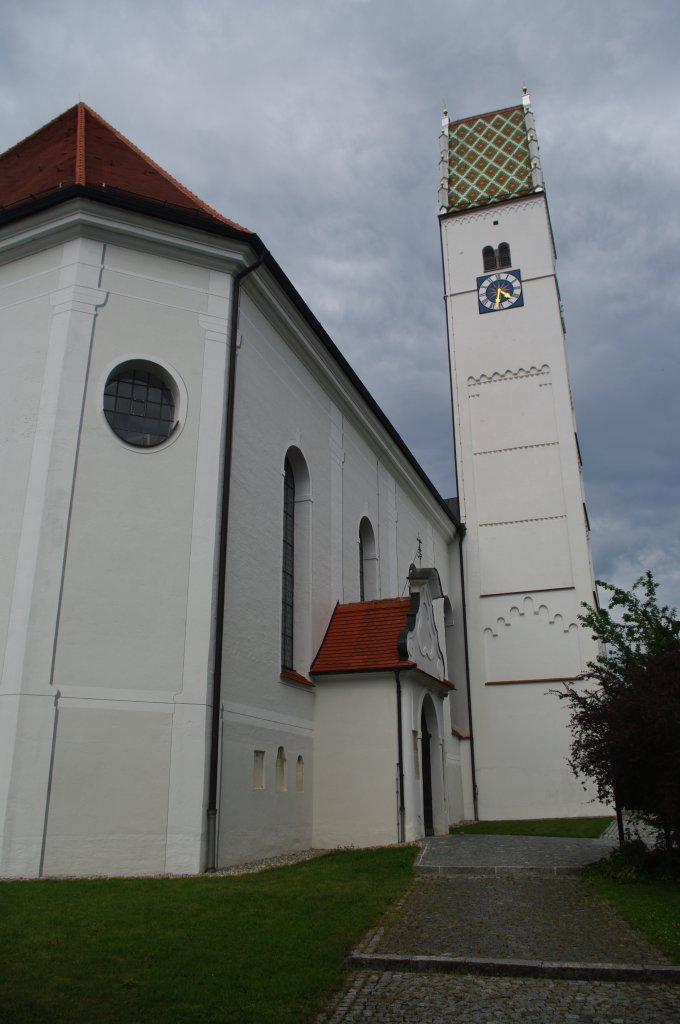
[
  {"left": 358, "top": 517, "right": 378, "bottom": 601},
  {"left": 482, "top": 243, "right": 512, "bottom": 272},
  {"left": 482, "top": 246, "right": 496, "bottom": 272},
  {"left": 498, "top": 242, "right": 512, "bottom": 268}
]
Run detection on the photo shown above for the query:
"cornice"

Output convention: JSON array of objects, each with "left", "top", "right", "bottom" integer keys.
[
  {"left": 0, "top": 198, "right": 252, "bottom": 273},
  {"left": 467, "top": 364, "right": 551, "bottom": 387},
  {"left": 439, "top": 192, "right": 545, "bottom": 227}
]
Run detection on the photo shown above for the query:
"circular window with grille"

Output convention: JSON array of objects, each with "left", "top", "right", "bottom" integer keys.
[{"left": 103, "top": 361, "right": 179, "bottom": 448}]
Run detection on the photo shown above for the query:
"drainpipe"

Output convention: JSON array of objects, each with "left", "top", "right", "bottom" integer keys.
[
  {"left": 395, "top": 669, "right": 406, "bottom": 843},
  {"left": 206, "top": 252, "right": 265, "bottom": 872},
  {"left": 457, "top": 529, "right": 479, "bottom": 821}
]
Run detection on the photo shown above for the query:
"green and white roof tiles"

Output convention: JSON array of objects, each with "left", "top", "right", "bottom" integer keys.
[{"left": 440, "top": 97, "right": 544, "bottom": 214}]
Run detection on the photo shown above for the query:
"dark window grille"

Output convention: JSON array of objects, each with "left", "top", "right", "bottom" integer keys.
[
  {"left": 482, "top": 243, "right": 512, "bottom": 272},
  {"left": 104, "top": 366, "right": 175, "bottom": 447},
  {"left": 482, "top": 246, "right": 496, "bottom": 272},
  {"left": 281, "top": 458, "right": 295, "bottom": 668},
  {"left": 498, "top": 242, "right": 512, "bottom": 268}
]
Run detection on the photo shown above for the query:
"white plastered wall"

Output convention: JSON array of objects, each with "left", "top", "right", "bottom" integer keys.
[
  {"left": 0, "top": 206, "right": 249, "bottom": 875},
  {"left": 0, "top": 199, "right": 469, "bottom": 875},
  {"left": 312, "top": 676, "right": 399, "bottom": 849}
]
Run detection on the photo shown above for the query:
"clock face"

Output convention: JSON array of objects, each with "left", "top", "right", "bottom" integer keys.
[{"left": 477, "top": 269, "right": 523, "bottom": 313}]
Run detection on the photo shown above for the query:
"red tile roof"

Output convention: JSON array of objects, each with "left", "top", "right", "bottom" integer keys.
[
  {"left": 0, "top": 103, "right": 251, "bottom": 233},
  {"left": 310, "top": 598, "right": 415, "bottom": 675}
]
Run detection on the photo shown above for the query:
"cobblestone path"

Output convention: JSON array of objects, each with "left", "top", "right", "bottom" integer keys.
[
  {"left": 316, "top": 970, "right": 680, "bottom": 1022},
  {"left": 366, "top": 876, "right": 671, "bottom": 964},
  {"left": 314, "top": 838, "right": 680, "bottom": 1023}
]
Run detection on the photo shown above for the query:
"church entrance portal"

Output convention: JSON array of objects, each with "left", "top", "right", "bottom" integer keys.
[{"left": 421, "top": 704, "right": 434, "bottom": 836}]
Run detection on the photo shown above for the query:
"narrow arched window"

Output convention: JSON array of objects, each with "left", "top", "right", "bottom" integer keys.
[
  {"left": 276, "top": 746, "right": 287, "bottom": 792},
  {"left": 482, "top": 245, "right": 496, "bottom": 272},
  {"left": 296, "top": 755, "right": 304, "bottom": 793},
  {"left": 359, "top": 531, "right": 365, "bottom": 601},
  {"left": 281, "top": 458, "right": 295, "bottom": 669},
  {"left": 498, "top": 242, "right": 512, "bottom": 268},
  {"left": 359, "top": 517, "right": 378, "bottom": 601}
]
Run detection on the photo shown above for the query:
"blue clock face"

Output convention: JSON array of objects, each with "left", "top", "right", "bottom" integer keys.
[{"left": 477, "top": 269, "right": 523, "bottom": 313}]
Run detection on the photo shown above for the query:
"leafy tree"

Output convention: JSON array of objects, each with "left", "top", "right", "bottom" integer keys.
[{"left": 555, "top": 571, "right": 680, "bottom": 849}]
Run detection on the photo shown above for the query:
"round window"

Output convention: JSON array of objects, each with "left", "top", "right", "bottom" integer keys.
[{"left": 103, "top": 362, "right": 177, "bottom": 447}]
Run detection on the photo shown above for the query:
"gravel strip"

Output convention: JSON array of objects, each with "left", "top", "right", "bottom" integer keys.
[{"left": 212, "top": 848, "right": 328, "bottom": 876}]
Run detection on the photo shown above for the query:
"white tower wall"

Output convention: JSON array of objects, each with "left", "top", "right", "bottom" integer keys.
[{"left": 440, "top": 105, "right": 603, "bottom": 819}]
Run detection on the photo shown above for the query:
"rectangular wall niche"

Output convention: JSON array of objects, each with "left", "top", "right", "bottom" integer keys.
[{"left": 253, "top": 750, "right": 265, "bottom": 790}]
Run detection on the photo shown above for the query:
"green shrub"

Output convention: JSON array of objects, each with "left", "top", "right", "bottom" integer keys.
[{"left": 586, "top": 840, "right": 680, "bottom": 882}]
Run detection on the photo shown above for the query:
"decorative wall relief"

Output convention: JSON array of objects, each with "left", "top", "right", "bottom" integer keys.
[
  {"left": 482, "top": 593, "right": 582, "bottom": 683},
  {"left": 399, "top": 567, "right": 446, "bottom": 680}
]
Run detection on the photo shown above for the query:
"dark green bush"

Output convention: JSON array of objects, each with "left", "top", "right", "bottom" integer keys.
[{"left": 587, "top": 840, "right": 680, "bottom": 882}]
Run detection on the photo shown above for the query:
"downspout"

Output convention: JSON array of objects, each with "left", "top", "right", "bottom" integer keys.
[
  {"left": 206, "top": 252, "right": 265, "bottom": 872},
  {"left": 395, "top": 669, "right": 406, "bottom": 843},
  {"left": 457, "top": 528, "right": 479, "bottom": 821}
]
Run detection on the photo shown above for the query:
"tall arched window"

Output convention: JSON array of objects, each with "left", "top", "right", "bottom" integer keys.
[
  {"left": 359, "top": 517, "right": 378, "bottom": 601},
  {"left": 281, "top": 458, "right": 295, "bottom": 669},
  {"left": 280, "top": 447, "right": 312, "bottom": 674}
]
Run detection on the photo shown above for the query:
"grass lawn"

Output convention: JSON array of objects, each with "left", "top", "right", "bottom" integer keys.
[
  {"left": 0, "top": 846, "right": 416, "bottom": 1024},
  {"left": 586, "top": 875, "right": 680, "bottom": 964},
  {"left": 449, "top": 816, "right": 613, "bottom": 838}
]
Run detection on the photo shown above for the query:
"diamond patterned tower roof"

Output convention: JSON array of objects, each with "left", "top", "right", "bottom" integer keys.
[{"left": 442, "top": 101, "right": 543, "bottom": 214}]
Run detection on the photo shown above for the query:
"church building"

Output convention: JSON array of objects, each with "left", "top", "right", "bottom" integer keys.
[{"left": 0, "top": 93, "right": 602, "bottom": 877}]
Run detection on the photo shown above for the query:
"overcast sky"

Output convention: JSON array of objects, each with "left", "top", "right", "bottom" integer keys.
[{"left": 2, "top": 0, "right": 679, "bottom": 609}]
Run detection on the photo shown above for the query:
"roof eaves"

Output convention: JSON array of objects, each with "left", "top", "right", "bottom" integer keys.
[
  {"left": 448, "top": 103, "right": 523, "bottom": 130},
  {"left": 0, "top": 184, "right": 257, "bottom": 247},
  {"left": 258, "top": 249, "right": 461, "bottom": 530},
  {"left": 310, "top": 661, "right": 417, "bottom": 677}
]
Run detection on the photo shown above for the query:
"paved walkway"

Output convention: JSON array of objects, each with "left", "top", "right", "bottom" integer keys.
[
  {"left": 314, "top": 836, "right": 680, "bottom": 1023},
  {"left": 415, "top": 834, "right": 616, "bottom": 876}
]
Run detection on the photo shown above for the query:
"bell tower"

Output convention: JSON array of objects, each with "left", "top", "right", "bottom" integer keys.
[{"left": 439, "top": 91, "right": 601, "bottom": 818}]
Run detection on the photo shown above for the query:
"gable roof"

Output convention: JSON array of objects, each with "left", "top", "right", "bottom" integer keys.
[
  {"left": 0, "top": 103, "right": 251, "bottom": 233},
  {"left": 311, "top": 598, "right": 415, "bottom": 675}
]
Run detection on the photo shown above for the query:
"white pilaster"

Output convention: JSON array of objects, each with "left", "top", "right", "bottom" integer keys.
[
  {"left": 164, "top": 270, "right": 231, "bottom": 874},
  {"left": 0, "top": 238, "right": 107, "bottom": 875}
]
